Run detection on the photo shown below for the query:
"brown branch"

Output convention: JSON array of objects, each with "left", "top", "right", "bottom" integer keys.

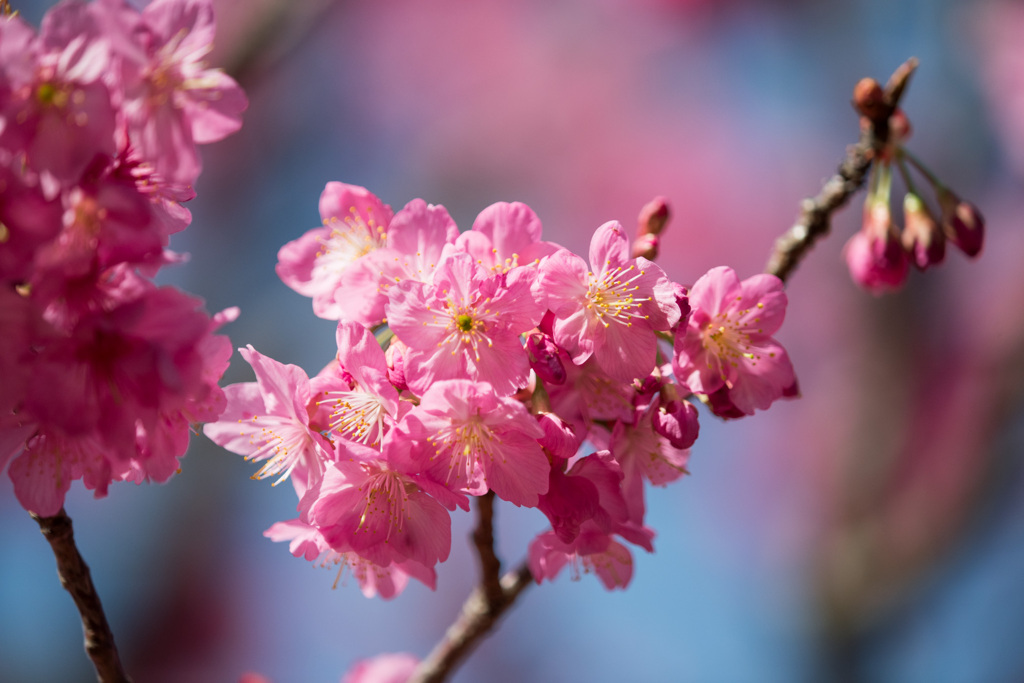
[
  {"left": 410, "top": 492, "right": 534, "bottom": 683},
  {"left": 764, "top": 58, "right": 918, "bottom": 282},
  {"left": 410, "top": 561, "right": 534, "bottom": 683},
  {"left": 32, "top": 509, "right": 131, "bottom": 683},
  {"left": 472, "top": 492, "right": 505, "bottom": 606}
]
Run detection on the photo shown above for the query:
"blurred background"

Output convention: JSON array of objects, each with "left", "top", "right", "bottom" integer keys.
[{"left": 3, "top": 0, "right": 1024, "bottom": 681}]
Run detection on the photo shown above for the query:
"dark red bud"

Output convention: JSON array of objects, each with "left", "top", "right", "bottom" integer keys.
[{"left": 938, "top": 188, "right": 984, "bottom": 258}]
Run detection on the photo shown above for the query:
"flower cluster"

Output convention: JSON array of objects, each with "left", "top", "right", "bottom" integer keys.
[
  {"left": 0, "top": 0, "right": 246, "bottom": 516},
  {"left": 844, "top": 78, "right": 984, "bottom": 293},
  {"left": 205, "top": 183, "right": 798, "bottom": 597}
]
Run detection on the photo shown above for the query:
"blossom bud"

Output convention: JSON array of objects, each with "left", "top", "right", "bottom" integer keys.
[
  {"left": 637, "top": 196, "right": 670, "bottom": 236},
  {"left": 937, "top": 187, "right": 984, "bottom": 258},
  {"left": 844, "top": 192, "right": 908, "bottom": 293},
  {"left": 852, "top": 77, "right": 885, "bottom": 121},
  {"left": 526, "top": 331, "right": 566, "bottom": 386},
  {"left": 888, "top": 108, "right": 911, "bottom": 144},
  {"left": 384, "top": 336, "right": 409, "bottom": 392},
  {"left": 900, "top": 192, "right": 944, "bottom": 270},
  {"left": 631, "top": 232, "right": 658, "bottom": 260},
  {"left": 652, "top": 396, "right": 699, "bottom": 449}
]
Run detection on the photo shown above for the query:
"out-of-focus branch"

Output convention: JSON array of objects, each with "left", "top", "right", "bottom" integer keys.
[
  {"left": 764, "top": 58, "right": 918, "bottom": 283},
  {"left": 409, "top": 495, "right": 534, "bottom": 683},
  {"left": 32, "top": 509, "right": 130, "bottom": 683}
]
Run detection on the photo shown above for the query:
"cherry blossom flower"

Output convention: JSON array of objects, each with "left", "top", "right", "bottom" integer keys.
[
  {"left": 535, "top": 220, "right": 679, "bottom": 383},
  {"left": 394, "top": 379, "right": 549, "bottom": 507},
  {"left": 529, "top": 525, "right": 638, "bottom": 591},
  {"left": 276, "top": 182, "right": 394, "bottom": 319},
  {"left": 202, "top": 345, "right": 334, "bottom": 488},
  {"left": 96, "top": 0, "right": 248, "bottom": 185},
  {"left": 323, "top": 321, "right": 402, "bottom": 447},
  {"left": 303, "top": 442, "right": 452, "bottom": 570},
  {"left": 332, "top": 198, "right": 460, "bottom": 327},
  {"left": 387, "top": 253, "right": 543, "bottom": 396},
  {"left": 454, "top": 201, "right": 559, "bottom": 273},
  {"left": 0, "top": 3, "right": 117, "bottom": 195},
  {"left": 264, "top": 519, "right": 436, "bottom": 599},
  {"left": 672, "top": 265, "right": 797, "bottom": 416}
]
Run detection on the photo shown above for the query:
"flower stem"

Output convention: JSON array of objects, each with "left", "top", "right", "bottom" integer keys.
[
  {"left": 764, "top": 57, "right": 918, "bottom": 282},
  {"left": 31, "top": 508, "right": 131, "bottom": 683}
]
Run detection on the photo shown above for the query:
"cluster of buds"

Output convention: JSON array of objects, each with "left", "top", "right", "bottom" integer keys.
[
  {"left": 204, "top": 182, "right": 798, "bottom": 597},
  {"left": 844, "top": 77, "right": 984, "bottom": 293},
  {"left": 0, "top": 0, "right": 247, "bottom": 516}
]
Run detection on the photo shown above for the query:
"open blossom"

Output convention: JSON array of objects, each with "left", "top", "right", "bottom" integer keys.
[
  {"left": 264, "top": 519, "right": 436, "bottom": 599},
  {"left": 535, "top": 220, "right": 680, "bottom": 383},
  {"left": 202, "top": 345, "right": 335, "bottom": 488},
  {"left": 387, "top": 253, "right": 544, "bottom": 396},
  {"left": 332, "top": 198, "right": 460, "bottom": 327},
  {"left": 325, "top": 321, "right": 402, "bottom": 446},
  {"left": 529, "top": 525, "right": 638, "bottom": 591},
  {"left": 0, "top": 3, "right": 117, "bottom": 194},
  {"left": 394, "top": 380, "right": 549, "bottom": 507},
  {"left": 454, "top": 201, "right": 559, "bottom": 274},
  {"left": 97, "top": 0, "right": 248, "bottom": 186},
  {"left": 673, "top": 266, "right": 796, "bottom": 416},
  {"left": 276, "top": 182, "right": 394, "bottom": 319},
  {"left": 302, "top": 445, "right": 452, "bottom": 570}
]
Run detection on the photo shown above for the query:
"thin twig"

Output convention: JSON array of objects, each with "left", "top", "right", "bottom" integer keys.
[
  {"left": 764, "top": 58, "right": 918, "bottom": 282},
  {"left": 32, "top": 509, "right": 131, "bottom": 683}
]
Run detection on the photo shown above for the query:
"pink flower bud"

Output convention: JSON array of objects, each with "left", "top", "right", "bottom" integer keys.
[
  {"left": 384, "top": 336, "right": 409, "bottom": 392},
  {"left": 900, "top": 192, "right": 944, "bottom": 270},
  {"left": 526, "top": 331, "right": 566, "bottom": 386},
  {"left": 652, "top": 397, "right": 699, "bottom": 449},
  {"left": 844, "top": 196, "right": 908, "bottom": 293},
  {"left": 938, "top": 187, "right": 984, "bottom": 258},
  {"left": 637, "top": 196, "right": 671, "bottom": 236},
  {"left": 631, "top": 232, "right": 659, "bottom": 260}
]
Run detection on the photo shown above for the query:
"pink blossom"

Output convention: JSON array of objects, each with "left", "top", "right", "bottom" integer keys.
[
  {"left": 672, "top": 265, "right": 797, "bottom": 416},
  {"left": 324, "top": 321, "right": 402, "bottom": 447},
  {"left": 276, "top": 182, "right": 394, "bottom": 319},
  {"left": 529, "top": 526, "right": 636, "bottom": 591},
  {"left": 342, "top": 653, "right": 419, "bottom": 683},
  {"left": 303, "top": 450, "right": 452, "bottom": 570},
  {"left": 333, "top": 198, "right": 460, "bottom": 327},
  {"left": 545, "top": 350, "right": 635, "bottom": 439},
  {"left": 395, "top": 380, "right": 549, "bottom": 507},
  {"left": 535, "top": 220, "right": 679, "bottom": 383},
  {"left": 454, "top": 201, "right": 559, "bottom": 273},
  {"left": 609, "top": 415, "right": 690, "bottom": 525},
  {"left": 264, "top": 519, "right": 436, "bottom": 599},
  {"left": 387, "top": 253, "right": 543, "bottom": 396},
  {"left": 202, "top": 345, "right": 334, "bottom": 488},
  {"left": 0, "top": 4, "right": 117, "bottom": 194},
  {"left": 96, "top": 0, "right": 248, "bottom": 185},
  {"left": 8, "top": 430, "right": 107, "bottom": 516}
]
